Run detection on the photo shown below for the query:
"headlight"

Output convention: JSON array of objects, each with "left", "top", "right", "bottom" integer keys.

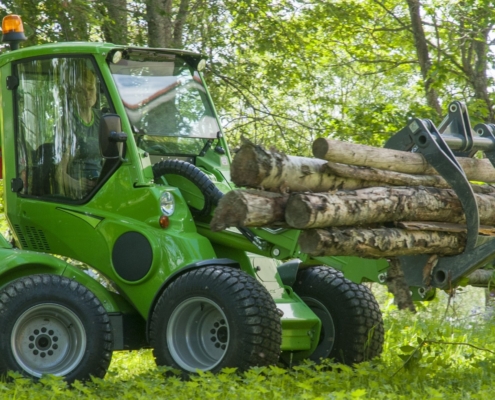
[{"left": 160, "top": 192, "right": 175, "bottom": 216}]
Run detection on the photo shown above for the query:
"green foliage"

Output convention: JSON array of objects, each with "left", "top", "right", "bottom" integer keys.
[
  {"left": 1, "top": 287, "right": 494, "bottom": 399},
  {"left": 2, "top": 0, "right": 494, "bottom": 154}
]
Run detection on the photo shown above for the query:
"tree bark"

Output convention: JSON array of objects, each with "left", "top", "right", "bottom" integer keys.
[
  {"left": 405, "top": 0, "right": 442, "bottom": 116},
  {"left": 313, "top": 138, "right": 495, "bottom": 183},
  {"left": 101, "top": 0, "right": 128, "bottom": 44},
  {"left": 146, "top": 0, "right": 190, "bottom": 48},
  {"left": 210, "top": 190, "right": 288, "bottom": 231},
  {"left": 325, "top": 161, "right": 495, "bottom": 195},
  {"left": 298, "top": 228, "right": 465, "bottom": 258},
  {"left": 147, "top": 0, "right": 173, "bottom": 47},
  {"left": 59, "top": 0, "right": 90, "bottom": 41},
  {"left": 285, "top": 186, "right": 495, "bottom": 229},
  {"left": 395, "top": 221, "right": 495, "bottom": 236},
  {"left": 172, "top": 0, "right": 190, "bottom": 48},
  {"left": 231, "top": 139, "right": 384, "bottom": 192}
]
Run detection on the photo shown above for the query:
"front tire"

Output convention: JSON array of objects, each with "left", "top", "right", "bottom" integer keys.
[
  {"left": 292, "top": 266, "right": 384, "bottom": 364},
  {"left": 0, "top": 275, "right": 113, "bottom": 382},
  {"left": 150, "top": 266, "right": 281, "bottom": 373}
]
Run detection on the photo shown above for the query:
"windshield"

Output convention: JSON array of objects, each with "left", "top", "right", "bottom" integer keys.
[{"left": 110, "top": 54, "right": 219, "bottom": 155}]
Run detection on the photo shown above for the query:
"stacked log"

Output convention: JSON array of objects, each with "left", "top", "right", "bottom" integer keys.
[{"left": 211, "top": 138, "right": 495, "bottom": 259}]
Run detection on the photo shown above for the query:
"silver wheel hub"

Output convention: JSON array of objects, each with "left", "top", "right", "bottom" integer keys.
[
  {"left": 11, "top": 304, "right": 86, "bottom": 377},
  {"left": 167, "top": 297, "right": 229, "bottom": 372}
]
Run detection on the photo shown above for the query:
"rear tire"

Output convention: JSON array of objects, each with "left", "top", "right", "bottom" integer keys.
[
  {"left": 150, "top": 266, "right": 281, "bottom": 373},
  {"left": 0, "top": 274, "right": 113, "bottom": 382},
  {"left": 292, "top": 266, "right": 384, "bottom": 364}
]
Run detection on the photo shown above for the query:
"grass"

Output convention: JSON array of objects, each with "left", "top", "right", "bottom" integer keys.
[{"left": 1, "top": 285, "right": 495, "bottom": 399}]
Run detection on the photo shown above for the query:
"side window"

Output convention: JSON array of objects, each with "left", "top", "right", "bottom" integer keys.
[{"left": 15, "top": 57, "right": 112, "bottom": 201}]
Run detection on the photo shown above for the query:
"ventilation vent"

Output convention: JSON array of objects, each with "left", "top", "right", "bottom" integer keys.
[
  {"left": 13, "top": 224, "right": 28, "bottom": 248},
  {"left": 24, "top": 226, "right": 51, "bottom": 252}
]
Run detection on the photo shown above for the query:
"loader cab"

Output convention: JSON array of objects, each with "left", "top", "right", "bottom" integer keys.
[{"left": 11, "top": 57, "right": 119, "bottom": 201}]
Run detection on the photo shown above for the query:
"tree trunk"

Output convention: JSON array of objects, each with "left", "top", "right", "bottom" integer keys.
[
  {"left": 147, "top": 0, "right": 173, "bottom": 47},
  {"left": 210, "top": 190, "right": 288, "bottom": 231},
  {"left": 101, "top": 0, "right": 128, "bottom": 44},
  {"left": 312, "top": 138, "right": 495, "bottom": 183},
  {"left": 298, "top": 228, "right": 465, "bottom": 258},
  {"left": 146, "top": 0, "right": 190, "bottom": 48},
  {"left": 59, "top": 0, "right": 90, "bottom": 41},
  {"left": 172, "top": 0, "right": 190, "bottom": 48},
  {"left": 231, "top": 139, "right": 384, "bottom": 191},
  {"left": 405, "top": 0, "right": 442, "bottom": 116},
  {"left": 285, "top": 186, "right": 495, "bottom": 229}
]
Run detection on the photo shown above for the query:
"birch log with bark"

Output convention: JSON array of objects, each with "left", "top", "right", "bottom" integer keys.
[
  {"left": 324, "top": 161, "right": 495, "bottom": 194},
  {"left": 231, "top": 139, "right": 383, "bottom": 191},
  {"left": 210, "top": 190, "right": 288, "bottom": 231},
  {"left": 313, "top": 138, "right": 495, "bottom": 183},
  {"left": 298, "top": 228, "right": 465, "bottom": 258},
  {"left": 285, "top": 186, "right": 495, "bottom": 229}
]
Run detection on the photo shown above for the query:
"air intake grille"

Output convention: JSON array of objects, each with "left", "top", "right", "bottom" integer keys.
[
  {"left": 21, "top": 226, "right": 51, "bottom": 252},
  {"left": 13, "top": 224, "right": 28, "bottom": 248}
]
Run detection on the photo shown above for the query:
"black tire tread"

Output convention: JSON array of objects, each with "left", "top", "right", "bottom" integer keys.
[
  {"left": 293, "top": 266, "right": 384, "bottom": 364},
  {"left": 150, "top": 266, "right": 281, "bottom": 372}
]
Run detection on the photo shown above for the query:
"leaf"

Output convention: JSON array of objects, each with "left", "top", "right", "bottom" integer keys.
[
  {"left": 400, "top": 345, "right": 417, "bottom": 353},
  {"left": 351, "top": 388, "right": 367, "bottom": 398}
]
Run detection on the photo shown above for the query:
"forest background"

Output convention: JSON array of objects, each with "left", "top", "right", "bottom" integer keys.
[
  {"left": 1, "top": 1, "right": 495, "bottom": 397},
  {"left": 2, "top": 0, "right": 494, "bottom": 155}
]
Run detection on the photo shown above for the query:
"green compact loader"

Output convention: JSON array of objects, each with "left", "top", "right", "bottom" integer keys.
[{"left": 0, "top": 14, "right": 389, "bottom": 382}]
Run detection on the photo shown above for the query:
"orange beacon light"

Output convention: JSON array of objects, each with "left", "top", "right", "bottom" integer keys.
[{"left": 2, "top": 15, "right": 27, "bottom": 50}]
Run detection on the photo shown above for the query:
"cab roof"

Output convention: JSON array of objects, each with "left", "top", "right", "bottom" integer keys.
[{"left": 0, "top": 42, "right": 205, "bottom": 68}]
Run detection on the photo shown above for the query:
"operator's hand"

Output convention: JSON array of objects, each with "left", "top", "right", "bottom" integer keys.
[
  {"left": 56, "top": 151, "right": 96, "bottom": 196},
  {"left": 80, "top": 177, "right": 97, "bottom": 191}
]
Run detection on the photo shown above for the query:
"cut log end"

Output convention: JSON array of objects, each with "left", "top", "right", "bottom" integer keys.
[
  {"left": 312, "top": 137, "right": 331, "bottom": 159},
  {"left": 230, "top": 142, "right": 266, "bottom": 187},
  {"left": 210, "top": 191, "right": 250, "bottom": 231},
  {"left": 210, "top": 189, "right": 288, "bottom": 231}
]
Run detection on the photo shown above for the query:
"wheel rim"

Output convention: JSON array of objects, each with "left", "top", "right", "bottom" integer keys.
[
  {"left": 167, "top": 297, "right": 229, "bottom": 372},
  {"left": 302, "top": 296, "right": 336, "bottom": 360},
  {"left": 11, "top": 304, "right": 87, "bottom": 377}
]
